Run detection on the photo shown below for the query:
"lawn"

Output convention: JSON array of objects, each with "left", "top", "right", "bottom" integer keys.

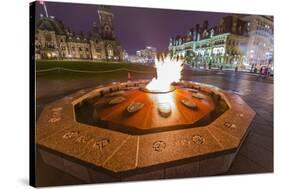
[{"left": 36, "top": 60, "right": 156, "bottom": 80}]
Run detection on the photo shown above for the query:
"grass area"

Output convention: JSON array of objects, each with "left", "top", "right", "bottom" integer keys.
[
  {"left": 36, "top": 60, "right": 154, "bottom": 71},
  {"left": 36, "top": 60, "right": 155, "bottom": 80}
]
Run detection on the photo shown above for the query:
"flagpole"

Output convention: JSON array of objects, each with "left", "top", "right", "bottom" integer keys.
[
  {"left": 39, "top": 0, "right": 49, "bottom": 17},
  {"left": 43, "top": 2, "right": 49, "bottom": 17}
]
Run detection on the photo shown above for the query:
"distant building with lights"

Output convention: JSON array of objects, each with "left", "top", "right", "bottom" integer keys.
[
  {"left": 127, "top": 55, "right": 146, "bottom": 64},
  {"left": 136, "top": 46, "right": 157, "bottom": 63},
  {"left": 122, "top": 50, "right": 129, "bottom": 61},
  {"left": 35, "top": 6, "right": 123, "bottom": 61},
  {"left": 240, "top": 15, "right": 274, "bottom": 66},
  {"left": 169, "top": 15, "right": 273, "bottom": 68}
]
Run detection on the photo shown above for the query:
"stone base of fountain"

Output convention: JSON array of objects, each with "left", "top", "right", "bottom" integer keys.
[{"left": 36, "top": 80, "right": 255, "bottom": 183}]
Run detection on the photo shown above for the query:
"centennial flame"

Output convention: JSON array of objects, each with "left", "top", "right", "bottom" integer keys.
[{"left": 146, "top": 56, "right": 183, "bottom": 92}]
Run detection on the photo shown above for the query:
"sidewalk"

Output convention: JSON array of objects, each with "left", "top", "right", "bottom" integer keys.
[{"left": 192, "top": 67, "right": 273, "bottom": 77}]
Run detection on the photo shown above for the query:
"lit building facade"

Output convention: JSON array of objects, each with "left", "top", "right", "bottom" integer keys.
[
  {"left": 240, "top": 15, "right": 274, "bottom": 66},
  {"left": 127, "top": 55, "right": 146, "bottom": 64},
  {"left": 35, "top": 6, "right": 123, "bottom": 61},
  {"left": 136, "top": 46, "right": 157, "bottom": 63},
  {"left": 169, "top": 15, "right": 273, "bottom": 68},
  {"left": 122, "top": 50, "right": 129, "bottom": 61}
]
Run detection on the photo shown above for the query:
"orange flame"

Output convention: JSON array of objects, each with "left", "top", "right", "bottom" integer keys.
[{"left": 146, "top": 56, "right": 183, "bottom": 92}]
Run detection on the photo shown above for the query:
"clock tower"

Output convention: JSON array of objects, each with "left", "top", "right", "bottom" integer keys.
[{"left": 97, "top": 5, "right": 114, "bottom": 39}]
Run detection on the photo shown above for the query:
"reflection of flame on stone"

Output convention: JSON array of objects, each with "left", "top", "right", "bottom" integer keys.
[
  {"left": 155, "top": 85, "right": 175, "bottom": 117},
  {"left": 127, "top": 102, "right": 144, "bottom": 113},
  {"left": 158, "top": 102, "right": 171, "bottom": 117},
  {"left": 181, "top": 99, "right": 197, "bottom": 109},
  {"left": 108, "top": 96, "right": 126, "bottom": 105},
  {"left": 146, "top": 56, "right": 183, "bottom": 92}
]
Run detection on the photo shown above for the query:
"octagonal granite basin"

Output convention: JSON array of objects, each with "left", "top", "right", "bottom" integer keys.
[{"left": 36, "top": 80, "right": 255, "bottom": 183}]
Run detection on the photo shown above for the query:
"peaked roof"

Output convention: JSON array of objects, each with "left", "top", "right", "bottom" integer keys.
[
  {"left": 97, "top": 5, "right": 112, "bottom": 13},
  {"left": 36, "top": 17, "right": 66, "bottom": 35}
]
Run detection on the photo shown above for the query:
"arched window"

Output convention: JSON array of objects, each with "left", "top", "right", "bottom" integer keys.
[{"left": 107, "top": 44, "right": 113, "bottom": 57}]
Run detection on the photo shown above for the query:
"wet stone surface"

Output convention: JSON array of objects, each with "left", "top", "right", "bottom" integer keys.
[{"left": 35, "top": 70, "right": 273, "bottom": 185}]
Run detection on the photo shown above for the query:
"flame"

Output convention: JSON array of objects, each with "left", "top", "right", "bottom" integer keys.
[{"left": 146, "top": 56, "right": 183, "bottom": 92}]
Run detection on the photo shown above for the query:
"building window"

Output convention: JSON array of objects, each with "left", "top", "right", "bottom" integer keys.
[
  {"left": 108, "top": 49, "right": 113, "bottom": 56},
  {"left": 45, "top": 33, "right": 52, "bottom": 41},
  {"left": 107, "top": 44, "right": 114, "bottom": 56},
  {"left": 35, "top": 43, "right": 41, "bottom": 49},
  {"left": 96, "top": 48, "right": 101, "bottom": 53}
]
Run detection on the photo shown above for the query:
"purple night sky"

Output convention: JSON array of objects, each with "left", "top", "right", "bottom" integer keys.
[{"left": 35, "top": 1, "right": 230, "bottom": 54}]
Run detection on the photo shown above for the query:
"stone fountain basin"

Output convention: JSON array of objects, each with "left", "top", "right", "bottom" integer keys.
[
  {"left": 74, "top": 81, "right": 229, "bottom": 134},
  {"left": 36, "top": 80, "right": 255, "bottom": 182}
]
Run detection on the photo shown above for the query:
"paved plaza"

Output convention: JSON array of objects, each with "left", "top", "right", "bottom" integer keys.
[{"left": 35, "top": 70, "right": 273, "bottom": 186}]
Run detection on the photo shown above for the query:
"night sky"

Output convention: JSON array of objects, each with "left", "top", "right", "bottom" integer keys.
[{"left": 35, "top": 1, "right": 230, "bottom": 54}]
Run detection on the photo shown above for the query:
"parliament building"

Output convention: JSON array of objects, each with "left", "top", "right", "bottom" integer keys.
[
  {"left": 35, "top": 6, "right": 123, "bottom": 61},
  {"left": 169, "top": 15, "right": 273, "bottom": 68}
]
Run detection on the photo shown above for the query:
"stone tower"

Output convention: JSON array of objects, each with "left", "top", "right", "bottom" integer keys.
[{"left": 97, "top": 5, "right": 114, "bottom": 39}]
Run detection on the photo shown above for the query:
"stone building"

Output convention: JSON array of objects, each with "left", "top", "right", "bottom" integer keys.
[
  {"left": 169, "top": 15, "right": 273, "bottom": 68},
  {"left": 136, "top": 46, "right": 157, "bottom": 63},
  {"left": 35, "top": 6, "right": 123, "bottom": 61},
  {"left": 240, "top": 15, "right": 274, "bottom": 66}
]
